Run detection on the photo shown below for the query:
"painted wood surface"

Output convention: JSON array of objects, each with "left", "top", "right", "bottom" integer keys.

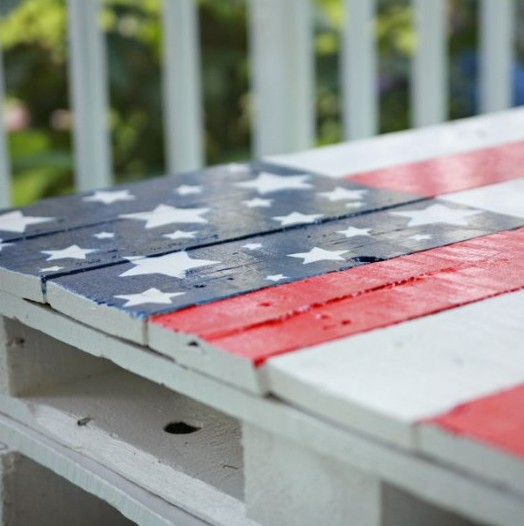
[
  {"left": 0, "top": 414, "right": 209, "bottom": 526},
  {"left": 348, "top": 141, "right": 524, "bottom": 197},
  {"left": 265, "top": 289, "right": 524, "bottom": 482},
  {"left": 1, "top": 111, "right": 524, "bottom": 523},
  {"left": 265, "top": 106, "right": 524, "bottom": 177},
  {"left": 1, "top": 302, "right": 523, "bottom": 526}
]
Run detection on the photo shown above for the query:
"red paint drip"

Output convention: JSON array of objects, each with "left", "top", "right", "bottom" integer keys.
[
  {"left": 150, "top": 228, "right": 524, "bottom": 365},
  {"left": 347, "top": 141, "right": 524, "bottom": 196}
]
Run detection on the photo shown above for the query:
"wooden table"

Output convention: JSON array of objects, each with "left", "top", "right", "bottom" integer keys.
[{"left": 1, "top": 108, "right": 524, "bottom": 526}]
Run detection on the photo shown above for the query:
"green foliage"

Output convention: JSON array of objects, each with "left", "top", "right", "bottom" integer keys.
[{"left": 0, "top": 0, "right": 490, "bottom": 205}]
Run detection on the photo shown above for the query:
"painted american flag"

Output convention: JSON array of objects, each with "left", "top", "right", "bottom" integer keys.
[{"left": 1, "top": 139, "right": 524, "bottom": 484}]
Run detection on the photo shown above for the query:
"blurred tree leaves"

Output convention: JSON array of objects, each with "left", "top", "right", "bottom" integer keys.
[{"left": 1, "top": 0, "right": 520, "bottom": 206}]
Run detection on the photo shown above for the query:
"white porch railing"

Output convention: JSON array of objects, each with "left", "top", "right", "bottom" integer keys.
[{"left": 0, "top": 0, "right": 519, "bottom": 208}]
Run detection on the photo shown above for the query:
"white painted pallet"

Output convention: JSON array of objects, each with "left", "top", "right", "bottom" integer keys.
[{"left": 1, "top": 294, "right": 523, "bottom": 526}]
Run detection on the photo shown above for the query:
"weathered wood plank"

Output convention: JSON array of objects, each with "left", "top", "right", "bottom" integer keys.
[{"left": 265, "top": 288, "right": 524, "bottom": 451}]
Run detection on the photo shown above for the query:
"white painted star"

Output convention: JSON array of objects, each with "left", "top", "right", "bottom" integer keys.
[
  {"left": 93, "top": 231, "right": 115, "bottom": 240},
  {"left": 0, "top": 211, "right": 55, "bottom": 234},
  {"left": 319, "top": 187, "right": 367, "bottom": 202},
  {"left": 410, "top": 234, "right": 432, "bottom": 241},
  {"left": 391, "top": 204, "right": 483, "bottom": 227},
  {"left": 236, "top": 172, "right": 313, "bottom": 194},
  {"left": 175, "top": 185, "right": 202, "bottom": 196},
  {"left": 337, "top": 226, "right": 372, "bottom": 238},
  {"left": 242, "top": 243, "right": 262, "bottom": 250},
  {"left": 119, "top": 251, "right": 219, "bottom": 278},
  {"left": 39, "top": 266, "right": 64, "bottom": 273},
  {"left": 265, "top": 274, "right": 288, "bottom": 282},
  {"left": 163, "top": 230, "right": 198, "bottom": 240},
  {"left": 272, "top": 212, "right": 323, "bottom": 226},
  {"left": 0, "top": 239, "right": 13, "bottom": 252},
  {"left": 346, "top": 202, "right": 364, "bottom": 209},
  {"left": 114, "top": 288, "right": 185, "bottom": 307},
  {"left": 41, "top": 245, "right": 98, "bottom": 261},
  {"left": 243, "top": 197, "right": 273, "bottom": 208},
  {"left": 83, "top": 189, "right": 135, "bottom": 205},
  {"left": 288, "top": 247, "right": 348, "bottom": 264},
  {"left": 120, "top": 204, "right": 210, "bottom": 229}
]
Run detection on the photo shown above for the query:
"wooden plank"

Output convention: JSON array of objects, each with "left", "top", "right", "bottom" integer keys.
[
  {"left": 0, "top": 43, "right": 10, "bottom": 208},
  {"left": 0, "top": 449, "right": 134, "bottom": 526},
  {"left": 265, "top": 107, "right": 524, "bottom": 178},
  {"left": 0, "top": 371, "right": 249, "bottom": 526},
  {"left": 1, "top": 294, "right": 524, "bottom": 526},
  {"left": 480, "top": 0, "right": 515, "bottom": 113},
  {"left": 0, "top": 414, "right": 209, "bottom": 526},
  {"left": 265, "top": 288, "right": 524, "bottom": 449},
  {"left": 341, "top": 0, "right": 378, "bottom": 139},
  {"left": 348, "top": 141, "right": 524, "bottom": 197},
  {"left": 0, "top": 172, "right": 422, "bottom": 303},
  {"left": 243, "top": 422, "right": 382, "bottom": 526},
  {"left": 157, "top": 227, "right": 524, "bottom": 365},
  {"left": 442, "top": 178, "right": 524, "bottom": 219},
  {"left": 66, "top": 0, "right": 112, "bottom": 191},
  {"left": 411, "top": 0, "right": 448, "bottom": 127},
  {"left": 420, "top": 384, "right": 524, "bottom": 494},
  {"left": 248, "top": 0, "right": 315, "bottom": 156},
  {"left": 162, "top": 0, "right": 204, "bottom": 172}
]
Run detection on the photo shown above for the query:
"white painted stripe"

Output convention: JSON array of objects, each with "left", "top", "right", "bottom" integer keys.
[
  {"left": 265, "top": 107, "right": 524, "bottom": 177},
  {"left": 66, "top": 0, "right": 112, "bottom": 191},
  {"left": 442, "top": 178, "right": 524, "bottom": 219},
  {"left": 264, "top": 290, "right": 524, "bottom": 448},
  {"left": 0, "top": 44, "right": 10, "bottom": 208},
  {"left": 162, "top": 0, "right": 204, "bottom": 173},
  {"left": 480, "top": 0, "right": 515, "bottom": 113},
  {"left": 411, "top": 0, "right": 448, "bottom": 127},
  {"left": 248, "top": 0, "right": 315, "bottom": 156},
  {"left": 341, "top": 0, "right": 377, "bottom": 140}
]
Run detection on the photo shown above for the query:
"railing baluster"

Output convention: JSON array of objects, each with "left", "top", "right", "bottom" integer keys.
[
  {"left": 66, "top": 0, "right": 112, "bottom": 191},
  {"left": 162, "top": 0, "right": 203, "bottom": 173},
  {"left": 411, "top": 0, "right": 447, "bottom": 127},
  {"left": 341, "top": 0, "right": 378, "bottom": 140},
  {"left": 248, "top": 0, "right": 315, "bottom": 157},
  {"left": 0, "top": 43, "right": 10, "bottom": 208},
  {"left": 480, "top": 0, "right": 515, "bottom": 113}
]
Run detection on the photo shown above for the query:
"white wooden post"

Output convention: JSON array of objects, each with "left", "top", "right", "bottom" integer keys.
[
  {"left": 341, "top": 0, "right": 378, "bottom": 140},
  {"left": 243, "top": 423, "right": 382, "bottom": 526},
  {"left": 480, "top": 0, "right": 515, "bottom": 113},
  {"left": 162, "top": 0, "right": 204, "bottom": 173},
  {"left": 411, "top": 0, "right": 448, "bottom": 127},
  {"left": 66, "top": 0, "right": 112, "bottom": 191},
  {"left": 0, "top": 44, "right": 10, "bottom": 208},
  {"left": 248, "top": 0, "right": 315, "bottom": 157}
]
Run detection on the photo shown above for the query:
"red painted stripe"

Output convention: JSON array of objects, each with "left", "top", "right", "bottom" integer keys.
[
  {"left": 347, "top": 141, "right": 524, "bottom": 197},
  {"left": 424, "top": 384, "right": 524, "bottom": 459},
  {"left": 150, "top": 228, "right": 524, "bottom": 365}
]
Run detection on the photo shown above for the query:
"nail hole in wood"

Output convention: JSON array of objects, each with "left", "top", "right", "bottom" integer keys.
[
  {"left": 259, "top": 302, "right": 272, "bottom": 307},
  {"left": 164, "top": 422, "right": 201, "bottom": 435}
]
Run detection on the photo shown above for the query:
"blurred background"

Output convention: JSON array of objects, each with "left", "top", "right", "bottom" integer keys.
[{"left": 1, "top": 0, "right": 524, "bottom": 206}]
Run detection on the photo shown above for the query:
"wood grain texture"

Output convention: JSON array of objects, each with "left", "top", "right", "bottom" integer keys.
[
  {"left": 1, "top": 300, "right": 523, "bottom": 526},
  {"left": 265, "top": 289, "right": 524, "bottom": 448},
  {"left": 152, "top": 227, "right": 524, "bottom": 365},
  {"left": 0, "top": 413, "right": 209, "bottom": 526}
]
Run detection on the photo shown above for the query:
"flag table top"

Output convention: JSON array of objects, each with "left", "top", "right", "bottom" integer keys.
[{"left": 1, "top": 127, "right": 524, "bottom": 506}]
